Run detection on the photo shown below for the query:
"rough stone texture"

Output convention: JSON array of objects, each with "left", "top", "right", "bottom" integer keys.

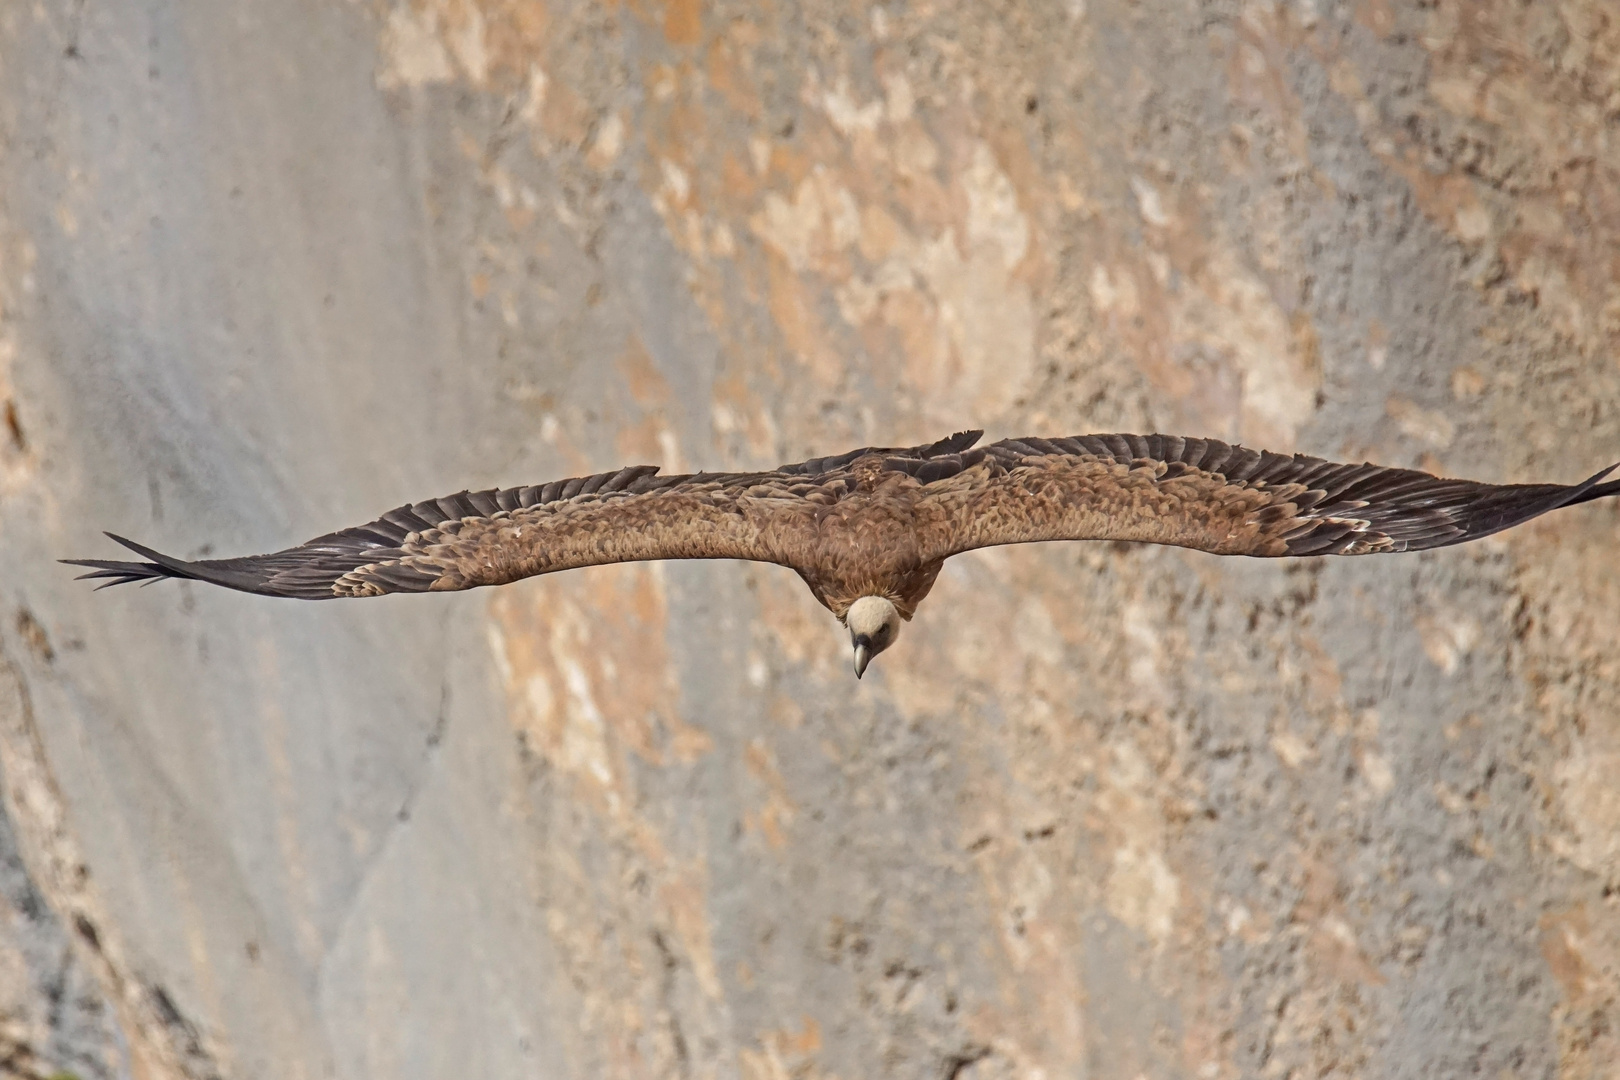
[
  {"left": 0, "top": 735, "right": 130, "bottom": 1080},
  {"left": 0, "top": 0, "right": 1617, "bottom": 1077}
]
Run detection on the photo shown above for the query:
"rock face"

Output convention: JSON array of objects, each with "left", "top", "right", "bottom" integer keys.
[{"left": 0, "top": 1, "right": 1617, "bottom": 1077}]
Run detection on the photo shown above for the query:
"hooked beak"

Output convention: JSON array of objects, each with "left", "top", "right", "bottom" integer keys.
[{"left": 853, "top": 637, "right": 872, "bottom": 679}]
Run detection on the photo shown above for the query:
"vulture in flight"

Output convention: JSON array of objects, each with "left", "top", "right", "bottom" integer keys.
[{"left": 67, "top": 431, "right": 1619, "bottom": 678}]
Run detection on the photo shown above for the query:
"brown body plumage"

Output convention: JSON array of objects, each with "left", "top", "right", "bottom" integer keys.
[{"left": 66, "top": 430, "right": 1620, "bottom": 677}]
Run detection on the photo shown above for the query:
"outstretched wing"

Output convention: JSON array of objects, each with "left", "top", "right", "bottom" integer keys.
[
  {"left": 62, "top": 430, "right": 988, "bottom": 599},
  {"left": 917, "top": 433, "right": 1620, "bottom": 560},
  {"left": 65, "top": 464, "right": 806, "bottom": 599}
]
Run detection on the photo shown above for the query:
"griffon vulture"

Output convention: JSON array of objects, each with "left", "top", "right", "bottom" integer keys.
[{"left": 66, "top": 431, "right": 1620, "bottom": 678}]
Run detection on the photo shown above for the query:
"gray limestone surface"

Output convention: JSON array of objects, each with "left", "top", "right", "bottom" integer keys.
[{"left": 0, "top": 1, "right": 1617, "bottom": 1078}]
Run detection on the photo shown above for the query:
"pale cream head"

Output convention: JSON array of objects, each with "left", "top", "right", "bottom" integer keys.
[{"left": 846, "top": 595, "right": 901, "bottom": 679}]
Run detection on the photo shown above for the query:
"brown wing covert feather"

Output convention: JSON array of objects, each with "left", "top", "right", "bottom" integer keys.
[{"left": 924, "top": 433, "right": 1620, "bottom": 559}]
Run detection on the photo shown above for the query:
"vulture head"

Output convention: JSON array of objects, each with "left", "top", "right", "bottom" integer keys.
[{"left": 846, "top": 595, "right": 901, "bottom": 679}]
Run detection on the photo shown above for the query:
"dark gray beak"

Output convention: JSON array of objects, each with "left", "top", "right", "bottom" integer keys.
[{"left": 853, "top": 636, "right": 872, "bottom": 679}]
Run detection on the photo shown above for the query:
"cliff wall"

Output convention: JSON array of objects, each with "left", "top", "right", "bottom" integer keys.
[{"left": 0, "top": 1, "right": 1617, "bottom": 1077}]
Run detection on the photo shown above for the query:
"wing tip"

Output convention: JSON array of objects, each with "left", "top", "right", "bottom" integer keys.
[
  {"left": 1538, "top": 462, "right": 1620, "bottom": 512},
  {"left": 60, "top": 554, "right": 174, "bottom": 589},
  {"left": 106, "top": 531, "right": 181, "bottom": 563},
  {"left": 61, "top": 534, "right": 199, "bottom": 591}
]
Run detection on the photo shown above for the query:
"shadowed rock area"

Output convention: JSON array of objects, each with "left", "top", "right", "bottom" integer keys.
[{"left": 0, "top": 0, "right": 1617, "bottom": 1077}]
